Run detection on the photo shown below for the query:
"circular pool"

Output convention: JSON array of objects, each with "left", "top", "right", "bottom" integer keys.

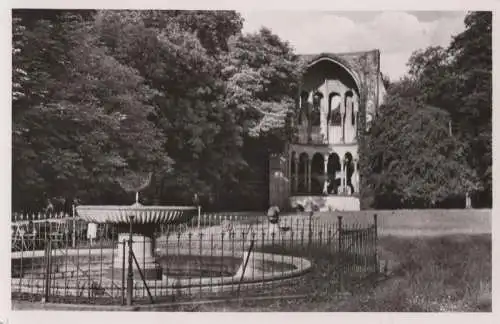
[{"left": 11, "top": 247, "right": 312, "bottom": 303}]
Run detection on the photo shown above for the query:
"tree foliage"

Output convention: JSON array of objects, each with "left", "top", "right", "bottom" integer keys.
[
  {"left": 363, "top": 80, "right": 480, "bottom": 208},
  {"left": 363, "top": 11, "right": 491, "bottom": 208},
  {"left": 12, "top": 10, "right": 302, "bottom": 211},
  {"left": 12, "top": 12, "right": 169, "bottom": 210}
]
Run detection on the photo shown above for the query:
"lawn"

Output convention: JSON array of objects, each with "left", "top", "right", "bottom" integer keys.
[{"left": 165, "top": 233, "right": 491, "bottom": 312}]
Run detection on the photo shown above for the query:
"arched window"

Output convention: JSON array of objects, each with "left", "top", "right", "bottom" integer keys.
[
  {"left": 299, "top": 92, "right": 309, "bottom": 125},
  {"left": 327, "top": 153, "right": 341, "bottom": 194},
  {"left": 345, "top": 91, "right": 355, "bottom": 126},
  {"left": 328, "top": 93, "right": 341, "bottom": 126},
  {"left": 310, "top": 153, "right": 324, "bottom": 194},
  {"left": 311, "top": 92, "right": 323, "bottom": 126},
  {"left": 298, "top": 153, "right": 309, "bottom": 193}
]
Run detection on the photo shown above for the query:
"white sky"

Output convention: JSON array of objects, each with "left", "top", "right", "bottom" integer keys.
[{"left": 241, "top": 11, "right": 467, "bottom": 81}]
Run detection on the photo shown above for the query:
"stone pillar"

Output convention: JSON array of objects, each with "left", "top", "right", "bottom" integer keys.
[
  {"left": 340, "top": 159, "right": 345, "bottom": 194},
  {"left": 303, "top": 156, "right": 308, "bottom": 194},
  {"left": 323, "top": 154, "right": 329, "bottom": 195},
  {"left": 353, "top": 158, "right": 358, "bottom": 193},
  {"left": 294, "top": 157, "right": 299, "bottom": 193},
  {"left": 354, "top": 96, "right": 359, "bottom": 141},
  {"left": 344, "top": 159, "right": 348, "bottom": 195},
  {"left": 307, "top": 157, "right": 312, "bottom": 193},
  {"left": 340, "top": 99, "right": 345, "bottom": 143},
  {"left": 288, "top": 152, "right": 293, "bottom": 194}
]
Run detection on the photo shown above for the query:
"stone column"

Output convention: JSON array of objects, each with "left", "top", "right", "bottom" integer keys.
[
  {"left": 353, "top": 158, "right": 358, "bottom": 194},
  {"left": 303, "top": 155, "right": 308, "bottom": 194},
  {"left": 339, "top": 159, "right": 344, "bottom": 194},
  {"left": 294, "top": 157, "right": 299, "bottom": 193},
  {"left": 344, "top": 159, "right": 348, "bottom": 194},
  {"left": 354, "top": 96, "right": 358, "bottom": 141},
  {"left": 340, "top": 98, "right": 345, "bottom": 143},
  {"left": 307, "top": 157, "right": 312, "bottom": 193},
  {"left": 323, "top": 154, "right": 329, "bottom": 195},
  {"left": 288, "top": 152, "right": 293, "bottom": 194}
]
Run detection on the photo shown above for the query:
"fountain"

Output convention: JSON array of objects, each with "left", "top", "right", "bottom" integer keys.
[
  {"left": 76, "top": 171, "right": 196, "bottom": 280},
  {"left": 11, "top": 171, "right": 317, "bottom": 305}
]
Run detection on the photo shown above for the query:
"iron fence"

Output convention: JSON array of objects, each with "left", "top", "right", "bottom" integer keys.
[{"left": 11, "top": 212, "right": 379, "bottom": 306}]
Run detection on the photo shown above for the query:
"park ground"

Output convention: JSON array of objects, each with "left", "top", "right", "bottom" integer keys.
[
  {"left": 12, "top": 209, "right": 491, "bottom": 312},
  {"left": 169, "top": 209, "right": 492, "bottom": 312}
]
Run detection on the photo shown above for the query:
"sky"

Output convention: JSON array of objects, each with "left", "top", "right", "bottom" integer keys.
[{"left": 241, "top": 11, "right": 467, "bottom": 81}]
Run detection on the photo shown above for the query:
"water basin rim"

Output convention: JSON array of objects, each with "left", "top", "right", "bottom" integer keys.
[{"left": 76, "top": 205, "right": 197, "bottom": 210}]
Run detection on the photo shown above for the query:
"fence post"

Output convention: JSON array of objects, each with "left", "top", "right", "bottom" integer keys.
[
  {"left": 337, "top": 215, "right": 343, "bottom": 292},
  {"left": 127, "top": 218, "right": 135, "bottom": 306},
  {"left": 121, "top": 240, "right": 126, "bottom": 305},
  {"left": 373, "top": 213, "right": 379, "bottom": 274},
  {"left": 43, "top": 236, "right": 52, "bottom": 303},
  {"left": 72, "top": 204, "right": 77, "bottom": 248}
]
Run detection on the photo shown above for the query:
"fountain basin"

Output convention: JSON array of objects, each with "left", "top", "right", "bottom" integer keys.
[
  {"left": 76, "top": 204, "right": 197, "bottom": 224},
  {"left": 11, "top": 248, "right": 312, "bottom": 301}
]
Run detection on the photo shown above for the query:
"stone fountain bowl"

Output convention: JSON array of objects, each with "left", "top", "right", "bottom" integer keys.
[{"left": 76, "top": 204, "right": 197, "bottom": 224}]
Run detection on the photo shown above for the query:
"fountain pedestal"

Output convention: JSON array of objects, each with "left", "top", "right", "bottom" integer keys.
[{"left": 115, "top": 233, "right": 161, "bottom": 280}]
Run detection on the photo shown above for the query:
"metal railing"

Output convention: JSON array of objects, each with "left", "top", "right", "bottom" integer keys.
[{"left": 11, "top": 212, "right": 379, "bottom": 306}]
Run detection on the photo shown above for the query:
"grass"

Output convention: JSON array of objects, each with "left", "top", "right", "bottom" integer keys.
[
  {"left": 165, "top": 233, "right": 491, "bottom": 312},
  {"left": 310, "top": 209, "right": 491, "bottom": 236}
]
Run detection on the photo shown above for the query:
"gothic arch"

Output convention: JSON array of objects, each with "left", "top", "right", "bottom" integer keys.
[
  {"left": 327, "top": 153, "right": 341, "bottom": 194},
  {"left": 345, "top": 90, "right": 355, "bottom": 126},
  {"left": 311, "top": 153, "right": 324, "bottom": 194},
  {"left": 299, "top": 91, "right": 309, "bottom": 125},
  {"left": 311, "top": 92, "right": 323, "bottom": 126},
  {"left": 328, "top": 92, "right": 342, "bottom": 126},
  {"left": 306, "top": 56, "right": 361, "bottom": 93},
  {"left": 298, "top": 152, "right": 309, "bottom": 193}
]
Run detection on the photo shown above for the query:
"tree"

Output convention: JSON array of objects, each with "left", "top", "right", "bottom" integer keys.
[
  {"left": 12, "top": 10, "right": 307, "bottom": 211},
  {"left": 12, "top": 12, "right": 169, "bottom": 210},
  {"left": 363, "top": 81, "right": 480, "bottom": 208},
  {"left": 448, "top": 12, "right": 492, "bottom": 207},
  {"left": 380, "top": 72, "right": 391, "bottom": 91},
  {"left": 93, "top": 10, "right": 247, "bottom": 207},
  {"left": 223, "top": 27, "right": 304, "bottom": 147},
  {"left": 219, "top": 27, "right": 304, "bottom": 209},
  {"left": 140, "top": 10, "right": 243, "bottom": 56},
  {"left": 404, "top": 11, "right": 492, "bottom": 207}
]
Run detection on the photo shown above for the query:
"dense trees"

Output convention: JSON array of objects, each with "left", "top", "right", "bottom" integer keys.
[
  {"left": 362, "top": 12, "right": 491, "bottom": 208},
  {"left": 12, "top": 12, "right": 169, "bottom": 210},
  {"left": 12, "top": 10, "right": 302, "bottom": 211},
  {"left": 12, "top": 10, "right": 491, "bottom": 211}
]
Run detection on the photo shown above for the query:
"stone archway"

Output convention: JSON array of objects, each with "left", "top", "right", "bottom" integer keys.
[
  {"left": 310, "top": 153, "right": 324, "bottom": 195},
  {"left": 298, "top": 153, "right": 309, "bottom": 193},
  {"left": 327, "top": 153, "right": 341, "bottom": 194}
]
